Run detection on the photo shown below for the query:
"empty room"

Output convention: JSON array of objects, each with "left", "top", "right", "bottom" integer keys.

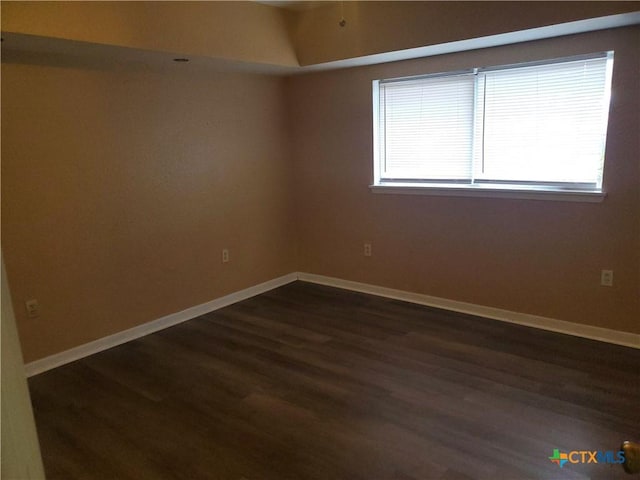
[{"left": 1, "top": 1, "right": 639, "bottom": 479}]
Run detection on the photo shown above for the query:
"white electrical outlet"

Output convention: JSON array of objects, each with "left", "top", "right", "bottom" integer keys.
[
  {"left": 601, "top": 269, "right": 613, "bottom": 287},
  {"left": 222, "top": 248, "right": 230, "bottom": 263},
  {"left": 25, "top": 299, "right": 40, "bottom": 318},
  {"left": 364, "top": 243, "right": 372, "bottom": 257}
]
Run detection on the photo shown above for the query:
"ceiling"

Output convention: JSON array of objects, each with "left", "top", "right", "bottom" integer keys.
[
  {"left": 2, "top": 2, "right": 639, "bottom": 75},
  {"left": 0, "top": 32, "right": 300, "bottom": 75}
]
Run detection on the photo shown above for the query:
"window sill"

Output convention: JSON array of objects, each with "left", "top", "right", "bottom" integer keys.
[{"left": 369, "top": 183, "right": 606, "bottom": 203}]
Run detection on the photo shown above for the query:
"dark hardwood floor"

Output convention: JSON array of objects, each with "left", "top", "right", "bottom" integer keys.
[{"left": 28, "top": 281, "right": 640, "bottom": 480}]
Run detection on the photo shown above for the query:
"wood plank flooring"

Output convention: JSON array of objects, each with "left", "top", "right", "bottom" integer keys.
[{"left": 28, "top": 281, "right": 640, "bottom": 479}]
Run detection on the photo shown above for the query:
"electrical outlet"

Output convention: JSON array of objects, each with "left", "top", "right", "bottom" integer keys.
[
  {"left": 222, "top": 248, "right": 230, "bottom": 263},
  {"left": 25, "top": 299, "right": 40, "bottom": 318},
  {"left": 601, "top": 269, "right": 613, "bottom": 287},
  {"left": 364, "top": 243, "right": 372, "bottom": 257}
]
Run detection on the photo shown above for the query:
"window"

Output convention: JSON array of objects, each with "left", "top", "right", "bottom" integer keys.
[{"left": 372, "top": 52, "right": 614, "bottom": 201}]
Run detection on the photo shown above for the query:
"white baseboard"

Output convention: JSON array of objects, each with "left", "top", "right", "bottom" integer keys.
[
  {"left": 25, "top": 270, "right": 639, "bottom": 376},
  {"left": 24, "top": 273, "right": 298, "bottom": 377},
  {"left": 298, "top": 272, "right": 640, "bottom": 349}
]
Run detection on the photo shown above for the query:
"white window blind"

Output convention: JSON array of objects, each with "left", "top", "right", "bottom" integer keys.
[
  {"left": 374, "top": 52, "right": 614, "bottom": 194},
  {"left": 380, "top": 74, "right": 475, "bottom": 180}
]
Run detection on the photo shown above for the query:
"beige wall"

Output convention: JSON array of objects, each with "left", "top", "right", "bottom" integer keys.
[
  {"left": 287, "top": 26, "right": 640, "bottom": 334},
  {"left": 1, "top": 62, "right": 296, "bottom": 362},
  {"left": 288, "top": 1, "right": 640, "bottom": 65},
  {"left": 2, "top": 14, "right": 638, "bottom": 366}
]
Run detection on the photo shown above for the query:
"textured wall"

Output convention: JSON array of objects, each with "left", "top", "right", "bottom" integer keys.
[
  {"left": 1, "top": 63, "right": 296, "bottom": 362},
  {"left": 287, "top": 26, "right": 640, "bottom": 334},
  {"left": 2, "top": 17, "right": 638, "bottom": 365}
]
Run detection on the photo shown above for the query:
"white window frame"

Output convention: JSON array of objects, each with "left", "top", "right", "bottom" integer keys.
[{"left": 371, "top": 52, "right": 614, "bottom": 203}]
